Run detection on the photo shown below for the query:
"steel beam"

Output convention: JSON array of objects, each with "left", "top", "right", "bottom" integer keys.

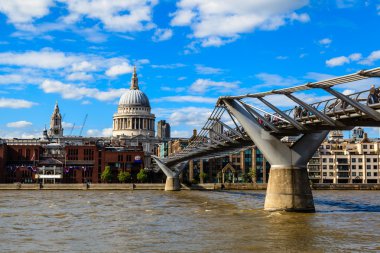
[
  {"left": 285, "top": 93, "right": 338, "bottom": 126},
  {"left": 323, "top": 87, "right": 380, "bottom": 121},
  {"left": 258, "top": 97, "right": 307, "bottom": 130}
]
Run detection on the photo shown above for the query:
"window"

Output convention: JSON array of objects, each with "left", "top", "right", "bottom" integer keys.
[
  {"left": 352, "top": 165, "right": 356, "bottom": 170},
  {"left": 358, "top": 158, "right": 363, "bottom": 162},
  {"left": 359, "top": 165, "right": 363, "bottom": 170},
  {"left": 352, "top": 172, "right": 356, "bottom": 176},
  {"left": 367, "top": 158, "right": 371, "bottom": 163},
  {"left": 367, "top": 165, "right": 371, "bottom": 170},
  {"left": 329, "top": 158, "right": 334, "bottom": 163},
  {"left": 84, "top": 149, "right": 94, "bottom": 160},
  {"left": 359, "top": 172, "right": 363, "bottom": 176},
  {"left": 326, "top": 145, "right": 330, "bottom": 149},
  {"left": 352, "top": 158, "right": 356, "bottom": 162},
  {"left": 323, "top": 165, "right": 327, "bottom": 170},
  {"left": 118, "top": 154, "right": 123, "bottom": 162},
  {"left": 323, "top": 172, "right": 327, "bottom": 176},
  {"left": 322, "top": 158, "right": 327, "bottom": 163},
  {"left": 67, "top": 149, "right": 79, "bottom": 160},
  {"left": 370, "top": 145, "right": 374, "bottom": 149},
  {"left": 367, "top": 172, "right": 371, "bottom": 176},
  {"left": 329, "top": 165, "right": 334, "bottom": 170},
  {"left": 363, "top": 145, "right": 367, "bottom": 149},
  {"left": 373, "top": 158, "right": 378, "bottom": 163},
  {"left": 374, "top": 172, "right": 378, "bottom": 177},
  {"left": 374, "top": 165, "right": 378, "bottom": 170},
  {"left": 329, "top": 172, "right": 334, "bottom": 177}
]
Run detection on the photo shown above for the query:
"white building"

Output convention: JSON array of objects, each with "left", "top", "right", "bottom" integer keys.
[
  {"left": 308, "top": 129, "right": 380, "bottom": 184},
  {"left": 112, "top": 66, "right": 155, "bottom": 138}
]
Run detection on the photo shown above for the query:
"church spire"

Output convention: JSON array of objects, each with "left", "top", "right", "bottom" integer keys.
[{"left": 130, "top": 66, "right": 139, "bottom": 90}]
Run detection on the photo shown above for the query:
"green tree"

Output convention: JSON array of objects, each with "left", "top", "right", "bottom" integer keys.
[
  {"left": 101, "top": 166, "right": 112, "bottom": 183},
  {"left": 199, "top": 172, "right": 207, "bottom": 183},
  {"left": 117, "top": 171, "right": 131, "bottom": 183},
  {"left": 247, "top": 168, "right": 256, "bottom": 183},
  {"left": 136, "top": 169, "right": 148, "bottom": 183}
]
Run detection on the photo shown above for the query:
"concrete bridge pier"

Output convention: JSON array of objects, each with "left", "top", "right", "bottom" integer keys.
[
  {"left": 223, "top": 99, "right": 329, "bottom": 212},
  {"left": 152, "top": 156, "right": 186, "bottom": 191}
]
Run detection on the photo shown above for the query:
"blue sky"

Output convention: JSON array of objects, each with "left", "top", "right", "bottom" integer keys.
[{"left": 0, "top": 0, "right": 380, "bottom": 138}]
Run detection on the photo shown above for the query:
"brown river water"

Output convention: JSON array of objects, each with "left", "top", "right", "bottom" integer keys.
[{"left": 0, "top": 190, "right": 379, "bottom": 252}]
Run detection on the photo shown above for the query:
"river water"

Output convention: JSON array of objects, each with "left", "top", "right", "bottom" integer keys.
[{"left": 0, "top": 190, "right": 379, "bottom": 252}]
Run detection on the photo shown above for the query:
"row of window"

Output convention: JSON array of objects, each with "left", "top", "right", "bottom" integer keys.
[
  {"left": 322, "top": 144, "right": 375, "bottom": 149},
  {"left": 322, "top": 172, "right": 378, "bottom": 177},
  {"left": 322, "top": 158, "right": 379, "bottom": 163},
  {"left": 322, "top": 165, "right": 378, "bottom": 170}
]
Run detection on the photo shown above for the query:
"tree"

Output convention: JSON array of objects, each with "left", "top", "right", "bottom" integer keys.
[
  {"left": 118, "top": 171, "right": 131, "bottom": 183},
  {"left": 199, "top": 171, "right": 207, "bottom": 183},
  {"left": 101, "top": 166, "right": 112, "bottom": 183},
  {"left": 137, "top": 169, "right": 148, "bottom": 183},
  {"left": 247, "top": 168, "right": 256, "bottom": 183}
]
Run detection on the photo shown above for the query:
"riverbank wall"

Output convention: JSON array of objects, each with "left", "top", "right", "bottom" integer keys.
[{"left": 0, "top": 183, "right": 379, "bottom": 190}]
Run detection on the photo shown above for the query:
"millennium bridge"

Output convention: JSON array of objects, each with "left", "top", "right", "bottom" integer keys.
[{"left": 153, "top": 67, "right": 380, "bottom": 212}]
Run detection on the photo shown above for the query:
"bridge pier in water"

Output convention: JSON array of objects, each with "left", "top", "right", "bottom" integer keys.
[
  {"left": 223, "top": 99, "right": 329, "bottom": 212},
  {"left": 152, "top": 156, "right": 185, "bottom": 191}
]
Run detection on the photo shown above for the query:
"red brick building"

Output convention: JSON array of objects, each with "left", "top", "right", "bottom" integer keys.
[{"left": 0, "top": 138, "right": 147, "bottom": 184}]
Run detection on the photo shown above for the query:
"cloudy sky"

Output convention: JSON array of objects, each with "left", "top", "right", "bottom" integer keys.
[{"left": 0, "top": 0, "right": 380, "bottom": 138}]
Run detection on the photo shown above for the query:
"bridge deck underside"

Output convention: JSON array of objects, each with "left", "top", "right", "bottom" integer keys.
[{"left": 165, "top": 139, "right": 253, "bottom": 167}]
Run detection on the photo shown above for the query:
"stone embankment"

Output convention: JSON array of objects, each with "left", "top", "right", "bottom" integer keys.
[{"left": 0, "top": 183, "right": 379, "bottom": 190}]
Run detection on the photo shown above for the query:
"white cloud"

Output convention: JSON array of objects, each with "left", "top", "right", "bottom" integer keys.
[
  {"left": 40, "top": 79, "right": 128, "bottom": 101},
  {"left": 276, "top": 56, "right": 288, "bottom": 60},
  {"left": 349, "top": 53, "right": 362, "bottom": 61},
  {"left": 105, "top": 62, "right": 133, "bottom": 77},
  {"left": 0, "top": 0, "right": 53, "bottom": 24},
  {"left": 171, "top": 0, "right": 309, "bottom": 47},
  {"left": 304, "top": 72, "right": 337, "bottom": 81},
  {"left": 152, "top": 96, "right": 216, "bottom": 104},
  {"left": 67, "top": 72, "right": 93, "bottom": 81},
  {"left": 156, "top": 107, "right": 213, "bottom": 127},
  {"left": 358, "top": 50, "right": 380, "bottom": 65},
  {"left": 189, "top": 79, "right": 239, "bottom": 93},
  {"left": 0, "top": 73, "right": 42, "bottom": 85},
  {"left": 326, "top": 51, "right": 378, "bottom": 67},
  {"left": 0, "top": 48, "right": 81, "bottom": 69},
  {"left": 151, "top": 63, "right": 186, "bottom": 69},
  {"left": 86, "top": 128, "right": 113, "bottom": 137},
  {"left": 71, "top": 61, "right": 96, "bottom": 72},
  {"left": 171, "top": 130, "right": 192, "bottom": 138},
  {"left": 326, "top": 56, "right": 350, "bottom": 67},
  {"left": 255, "top": 73, "right": 300, "bottom": 88},
  {"left": 6, "top": 120, "right": 32, "bottom": 128},
  {"left": 61, "top": 0, "right": 157, "bottom": 32},
  {"left": 319, "top": 38, "right": 332, "bottom": 46},
  {"left": 152, "top": 28, "right": 173, "bottom": 42},
  {"left": 195, "top": 65, "right": 223, "bottom": 74},
  {"left": 0, "top": 98, "right": 37, "bottom": 108},
  {"left": 336, "top": 0, "right": 356, "bottom": 8}
]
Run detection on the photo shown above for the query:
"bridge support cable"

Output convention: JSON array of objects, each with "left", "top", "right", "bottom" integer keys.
[
  {"left": 257, "top": 97, "right": 308, "bottom": 131},
  {"left": 321, "top": 87, "right": 380, "bottom": 121},
  {"left": 223, "top": 98, "right": 329, "bottom": 212},
  {"left": 284, "top": 93, "right": 339, "bottom": 126},
  {"left": 239, "top": 100, "right": 281, "bottom": 133},
  {"left": 152, "top": 156, "right": 186, "bottom": 191}
]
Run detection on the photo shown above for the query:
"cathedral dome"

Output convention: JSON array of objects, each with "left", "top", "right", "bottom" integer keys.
[
  {"left": 118, "top": 66, "right": 150, "bottom": 107},
  {"left": 119, "top": 89, "right": 150, "bottom": 107}
]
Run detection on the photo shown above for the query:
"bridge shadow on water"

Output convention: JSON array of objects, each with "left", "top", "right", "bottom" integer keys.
[
  {"left": 215, "top": 191, "right": 380, "bottom": 213},
  {"left": 215, "top": 190, "right": 266, "bottom": 200},
  {"left": 314, "top": 199, "right": 380, "bottom": 213}
]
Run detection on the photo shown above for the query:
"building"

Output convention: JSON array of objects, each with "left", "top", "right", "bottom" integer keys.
[
  {"left": 49, "top": 102, "right": 64, "bottom": 138},
  {"left": 157, "top": 120, "right": 170, "bottom": 140},
  {"left": 307, "top": 128, "right": 380, "bottom": 184},
  {"left": 112, "top": 66, "right": 155, "bottom": 138}
]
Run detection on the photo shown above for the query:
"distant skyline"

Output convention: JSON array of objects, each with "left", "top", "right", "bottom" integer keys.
[{"left": 0, "top": 0, "right": 380, "bottom": 138}]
